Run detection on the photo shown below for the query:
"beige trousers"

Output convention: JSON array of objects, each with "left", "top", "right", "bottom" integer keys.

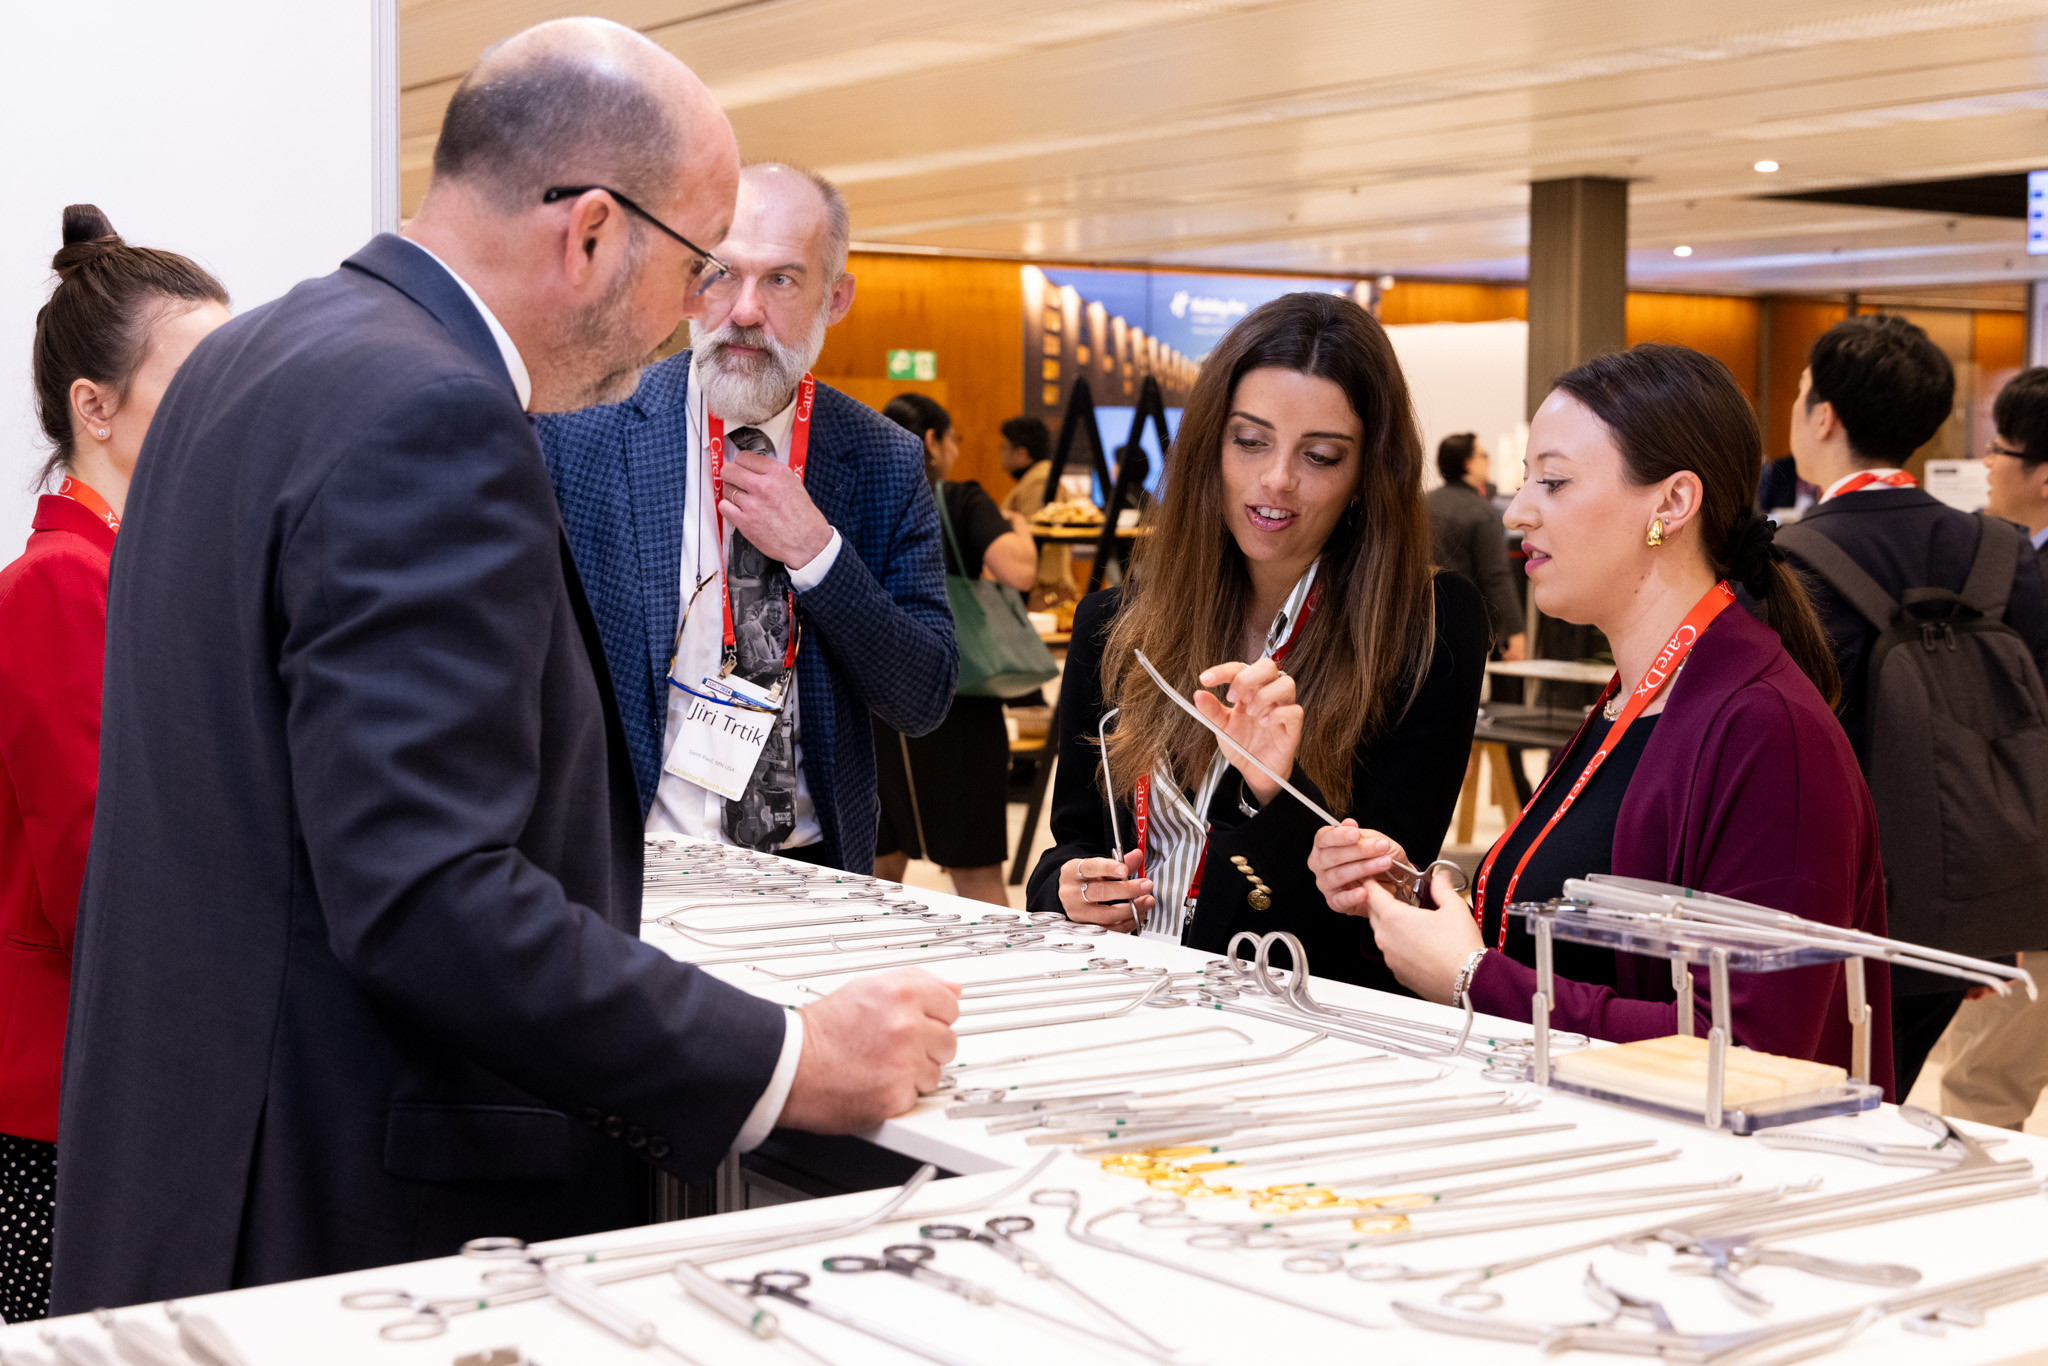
[{"left": 1928, "top": 952, "right": 2048, "bottom": 1130}]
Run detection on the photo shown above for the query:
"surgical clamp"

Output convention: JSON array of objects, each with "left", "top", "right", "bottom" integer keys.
[
  {"left": 919, "top": 1216, "right": 1176, "bottom": 1357},
  {"left": 736, "top": 1270, "right": 983, "bottom": 1366}
]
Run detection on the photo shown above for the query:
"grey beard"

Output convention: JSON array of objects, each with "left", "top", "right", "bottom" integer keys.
[{"left": 690, "top": 308, "right": 828, "bottom": 425}]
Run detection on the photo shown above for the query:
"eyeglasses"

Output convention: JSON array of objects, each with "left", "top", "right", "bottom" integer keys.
[
  {"left": 542, "top": 185, "right": 732, "bottom": 297},
  {"left": 1988, "top": 440, "right": 2030, "bottom": 460}
]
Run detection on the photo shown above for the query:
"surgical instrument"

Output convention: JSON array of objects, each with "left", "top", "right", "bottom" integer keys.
[
  {"left": 1068, "top": 1090, "right": 1536, "bottom": 1156},
  {"left": 1098, "top": 706, "right": 1124, "bottom": 861},
  {"left": 34, "top": 1338, "right": 108, "bottom": 1366},
  {"left": 1394, "top": 1258, "right": 2048, "bottom": 1361},
  {"left": 1148, "top": 1120, "right": 1575, "bottom": 1178},
  {"left": 1201, "top": 1142, "right": 1678, "bottom": 1222},
  {"left": 948, "top": 1033, "right": 1337, "bottom": 1108},
  {"left": 1034, "top": 1189, "right": 1387, "bottom": 1333},
  {"left": 957, "top": 975, "right": 1176, "bottom": 1036},
  {"left": 339, "top": 1154, "right": 1058, "bottom": 1339},
  {"left": 86, "top": 1312, "right": 182, "bottom": 1366},
  {"left": 735, "top": 1270, "right": 983, "bottom": 1366},
  {"left": 160, "top": 1304, "right": 250, "bottom": 1366},
  {"left": 918, "top": 1216, "right": 1177, "bottom": 1358},
  {"left": 820, "top": 1244, "right": 1177, "bottom": 1361},
  {"left": 544, "top": 1267, "right": 708, "bottom": 1363},
  {"left": 1132, "top": 649, "right": 1467, "bottom": 904},
  {"left": 984, "top": 1065, "right": 1438, "bottom": 1135}
]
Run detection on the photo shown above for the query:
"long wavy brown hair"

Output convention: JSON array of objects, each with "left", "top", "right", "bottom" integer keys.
[{"left": 1100, "top": 292, "right": 1436, "bottom": 810}]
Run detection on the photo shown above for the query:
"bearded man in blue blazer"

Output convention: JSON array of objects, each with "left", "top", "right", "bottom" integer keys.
[{"left": 538, "top": 164, "right": 956, "bottom": 874}]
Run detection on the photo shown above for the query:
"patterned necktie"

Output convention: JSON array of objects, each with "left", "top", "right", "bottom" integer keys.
[{"left": 720, "top": 425, "right": 799, "bottom": 852}]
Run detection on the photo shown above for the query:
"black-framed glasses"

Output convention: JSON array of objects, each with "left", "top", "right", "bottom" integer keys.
[
  {"left": 543, "top": 185, "right": 731, "bottom": 297},
  {"left": 1989, "top": 440, "right": 2029, "bottom": 460}
]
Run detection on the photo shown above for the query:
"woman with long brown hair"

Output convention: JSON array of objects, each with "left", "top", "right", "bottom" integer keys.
[
  {"left": 1026, "top": 292, "right": 1489, "bottom": 989},
  {"left": 1310, "top": 343, "right": 1894, "bottom": 1091}
]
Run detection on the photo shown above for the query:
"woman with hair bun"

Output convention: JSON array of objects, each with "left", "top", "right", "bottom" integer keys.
[
  {"left": 0, "top": 205, "right": 227, "bottom": 1321},
  {"left": 1310, "top": 343, "right": 1895, "bottom": 1094}
]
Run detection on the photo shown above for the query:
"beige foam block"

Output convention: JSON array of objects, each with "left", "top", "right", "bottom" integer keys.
[{"left": 1552, "top": 1034, "right": 1847, "bottom": 1110}]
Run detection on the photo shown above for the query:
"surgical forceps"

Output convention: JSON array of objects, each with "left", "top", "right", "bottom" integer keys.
[
  {"left": 1132, "top": 649, "right": 1467, "bottom": 905},
  {"left": 1756, "top": 1102, "right": 2003, "bottom": 1168},
  {"left": 1396, "top": 1259, "right": 2048, "bottom": 1361},
  {"left": 821, "top": 1242, "right": 1177, "bottom": 1361},
  {"left": 947, "top": 1032, "right": 1336, "bottom": 1108},
  {"left": 918, "top": 1216, "right": 1177, "bottom": 1358},
  {"left": 939, "top": 1021, "right": 1253, "bottom": 1092},
  {"left": 1034, "top": 1189, "right": 1388, "bottom": 1333},
  {"left": 735, "top": 1270, "right": 982, "bottom": 1366}
]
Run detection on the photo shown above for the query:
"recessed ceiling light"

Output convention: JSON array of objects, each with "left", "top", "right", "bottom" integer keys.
[
  {"left": 1673, "top": 245, "right": 1694, "bottom": 257},
  {"left": 1754, "top": 160, "right": 1780, "bottom": 173}
]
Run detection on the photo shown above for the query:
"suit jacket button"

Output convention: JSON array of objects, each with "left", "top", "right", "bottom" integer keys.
[
  {"left": 648, "top": 1136, "right": 672, "bottom": 1159},
  {"left": 582, "top": 1108, "right": 604, "bottom": 1129},
  {"left": 626, "top": 1126, "right": 648, "bottom": 1148},
  {"left": 604, "top": 1115, "right": 625, "bottom": 1138}
]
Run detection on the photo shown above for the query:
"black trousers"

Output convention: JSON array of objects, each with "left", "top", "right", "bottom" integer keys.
[{"left": 1892, "top": 990, "right": 1968, "bottom": 1101}]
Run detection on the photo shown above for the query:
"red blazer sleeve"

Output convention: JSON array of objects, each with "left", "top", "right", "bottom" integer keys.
[{"left": 0, "top": 542, "right": 108, "bottom": 949}]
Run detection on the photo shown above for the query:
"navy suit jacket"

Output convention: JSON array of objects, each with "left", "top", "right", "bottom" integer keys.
[
  {"left": 536, "top": 354, "right": 955, "bottom": 873},
  {"left": 52, "top": 236, "right": 788, "bottom": 1310}
]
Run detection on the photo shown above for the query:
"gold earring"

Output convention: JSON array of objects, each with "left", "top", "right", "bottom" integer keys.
[{"left": 1647, "top": 517, "right": 1665, "bottom": 547}]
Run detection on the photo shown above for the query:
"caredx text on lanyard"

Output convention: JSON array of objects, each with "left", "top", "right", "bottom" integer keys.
[
  {"left": 660, "top": 375, "right": 816, "bottom": 802},
  {"left": 1131, "top": 582, "right": 1322, "bottom": 926},
  {"left": 1471, "top": 580, "right": 1735, "bottom": 951},
  {"left": 706, "top": 372, "right": 814, "bottom": 683}
]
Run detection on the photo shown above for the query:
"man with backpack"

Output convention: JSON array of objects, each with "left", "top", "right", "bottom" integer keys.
[{"left": 1777, "top": 316, "right": 2048, "bottom": 1097}]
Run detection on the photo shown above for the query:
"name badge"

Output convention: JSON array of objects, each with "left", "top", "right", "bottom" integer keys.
[{"left": 663, "top": 676, "right": 783, "bottom": 800}]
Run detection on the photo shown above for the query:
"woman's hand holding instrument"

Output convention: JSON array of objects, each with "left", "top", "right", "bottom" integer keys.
[
  {"left": 1059, "top": 851, "right": 1150, "bottom": 934},
  {"left": 1191, "top": 657, "right": 1302, "bottom": 805}
]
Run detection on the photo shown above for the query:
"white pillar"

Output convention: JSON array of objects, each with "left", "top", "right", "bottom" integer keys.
[{"left": 0, "top": 0, "right": 391, "bottom": 537}]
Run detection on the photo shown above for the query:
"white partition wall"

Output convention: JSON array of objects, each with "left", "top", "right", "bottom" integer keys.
[
  {"left": 0, "top": 0, "right": 394, "bottom": 541},
  {"left": 1386, "top": 320, "right": 1530, "bottom": 494}
]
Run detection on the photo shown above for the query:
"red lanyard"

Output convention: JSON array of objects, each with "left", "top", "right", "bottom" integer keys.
[
  {"left": 1132, "top": 582, "right": 1322, "bottom": 912},
  {"left": 56, "top": 476, "right": 119, "bottom": 533},
  {"left": 706, "top": 373, "right": 814, "bottom": 674},
  {"left": 1472, "top": 581, "right": 1735, "bottom": 949},
  {"left": 1823, "top": 468, "right": 1916, "bottom": 502}
]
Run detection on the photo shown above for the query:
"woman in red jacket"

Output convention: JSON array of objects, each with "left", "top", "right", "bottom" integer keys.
[{"left": 0, "top": 206, "right": 226, "bottom": 1322}]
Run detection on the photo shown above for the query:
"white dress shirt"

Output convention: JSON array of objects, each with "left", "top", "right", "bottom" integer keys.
[
  {"left": 408, "top": 240, "right": 802, "bottom": 1153},
  {"left": 644, "top": 355, "right": 842, "bottom": 847},
  {"left": 2032, "top": 525, "right": 2048, "bottom": 553}
]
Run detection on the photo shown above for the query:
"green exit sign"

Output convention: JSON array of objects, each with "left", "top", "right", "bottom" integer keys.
[{"left": 886, "top": 349, "right": 937, "bottom": 381}]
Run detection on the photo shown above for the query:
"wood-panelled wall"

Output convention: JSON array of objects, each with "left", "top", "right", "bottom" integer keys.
[
  {"left": 814, "top": 253, "right": 1022, "bottom": 497},
  {"left": 817, "top": 256, "right": 2026, "bottom": 496}
]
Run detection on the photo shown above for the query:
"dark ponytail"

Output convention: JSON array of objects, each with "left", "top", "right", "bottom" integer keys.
[
  {"left": 30, "top": 204, "right": 230, "bottom": 489},
  {"left": 1552, "top": 344, "right": 1842, "bottom": 708},
  {"left": 882, "top": 392, "right": 953, "bottom": 481}
]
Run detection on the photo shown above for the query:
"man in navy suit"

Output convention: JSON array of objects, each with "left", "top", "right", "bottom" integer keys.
[
  {"left": 52, "top": 20, "right": 956, "bottom": 1309},
  {"left": 538, "top": 164, "right": 956, "bottom": 874}
]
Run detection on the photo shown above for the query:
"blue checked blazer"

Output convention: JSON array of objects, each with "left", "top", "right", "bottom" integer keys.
[{"left": 536, "top": 353, "right": 956, "bottom": 872}]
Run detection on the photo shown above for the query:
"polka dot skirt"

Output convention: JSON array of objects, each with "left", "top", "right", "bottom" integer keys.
[{"left": 0, "top": 1133, "right": 55, "bottom": 1323}]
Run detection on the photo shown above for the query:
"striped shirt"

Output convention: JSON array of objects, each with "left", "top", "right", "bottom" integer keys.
[{"left": 1141, "top": 565, "right": 1318, "bottom": 940}]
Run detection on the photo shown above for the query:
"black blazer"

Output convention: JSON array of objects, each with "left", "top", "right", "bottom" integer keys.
[
  {"left": 1782, "top": 487, "right": 2048, "bottom": 764},
  {"left": 1027, "top": 573, "right": 1489, "bottom": 990},
  {"left": 51, "top": 236, "right": 788, "bottom": 1310},
  {"left": 1426, "top": 481, "right": 1524, "bottom": 646}
]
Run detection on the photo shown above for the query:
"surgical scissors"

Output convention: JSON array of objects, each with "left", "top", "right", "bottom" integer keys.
[
  {"left": 735, "top": 1270, "right": 983, "bottom": 1366},
  {"left": 919, "top": 1215, "right": 1177, "bottom": 1356},
  {"left": 821, "top": 1242, "right": 1177, "bottom": 1361}
]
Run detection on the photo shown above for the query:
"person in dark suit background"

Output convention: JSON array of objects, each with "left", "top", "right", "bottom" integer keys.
[
  {"left": 52, "top": 21, "right": 956, "bottom": 1312},
  {"left": 538, "top": 163, "right": 957, "bottom": 875},
  {"left": 1426, "top": 432, "right": 1525, "bottom": 661},
  {"left": 1780, "top": 315, "right": 2048, "bottom": 1096}
]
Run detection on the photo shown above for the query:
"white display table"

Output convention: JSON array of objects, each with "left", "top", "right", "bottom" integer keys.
[{"left": 9, "top": 841, "right": 2046, "bottom": 1365}]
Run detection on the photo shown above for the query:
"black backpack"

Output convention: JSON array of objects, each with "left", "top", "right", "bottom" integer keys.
[{"left": 1779, "top": 514, "right": 2048, "bottom": 958}]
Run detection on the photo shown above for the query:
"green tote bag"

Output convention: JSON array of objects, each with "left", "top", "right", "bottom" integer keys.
[{"left": 933, "top": 483, "right": 1060, "bottom": 698}]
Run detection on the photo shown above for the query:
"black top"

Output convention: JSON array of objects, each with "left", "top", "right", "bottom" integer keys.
[
  {"left": 1027, "top": 571, "right": 1490, "bottom": 991},
  {"left": 1781, "top": 486, "right": 2048, "bottom": 765},
  {"left": 937, "top": 481, "right": 1011, "bottom": 579},
  {"left": 1478, "top": 710, "right": 1663, "bottom": 991}
]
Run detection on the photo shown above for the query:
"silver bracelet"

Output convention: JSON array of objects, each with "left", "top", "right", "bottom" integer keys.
[{"left": 1451, "top": 948, "right": 1489, "bottom": 1008}]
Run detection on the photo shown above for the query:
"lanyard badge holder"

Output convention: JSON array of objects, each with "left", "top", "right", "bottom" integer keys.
[{"left": 661, "top": 375, "right": 815, "bottom": 799}]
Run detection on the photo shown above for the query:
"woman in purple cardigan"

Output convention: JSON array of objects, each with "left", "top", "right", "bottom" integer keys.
[{"left": 1309, "top": 344, "right": 1895, "bottom": 1097}]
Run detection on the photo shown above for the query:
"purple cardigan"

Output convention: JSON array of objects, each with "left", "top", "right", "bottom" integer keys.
[{"left": 1468, "top": 605, "right": 1896, "bottom": 1098}]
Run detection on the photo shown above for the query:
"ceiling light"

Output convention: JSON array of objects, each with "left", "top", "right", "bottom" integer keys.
[
  {"left": 1377, "top": 275, "right": 1396, "bottom": 290},
  {"left": 1754, "top": 160, "right": 1780, "bottom": 173},
  {"left": 1673, "top": 245, "right": 1694, "bottom": 257}
]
